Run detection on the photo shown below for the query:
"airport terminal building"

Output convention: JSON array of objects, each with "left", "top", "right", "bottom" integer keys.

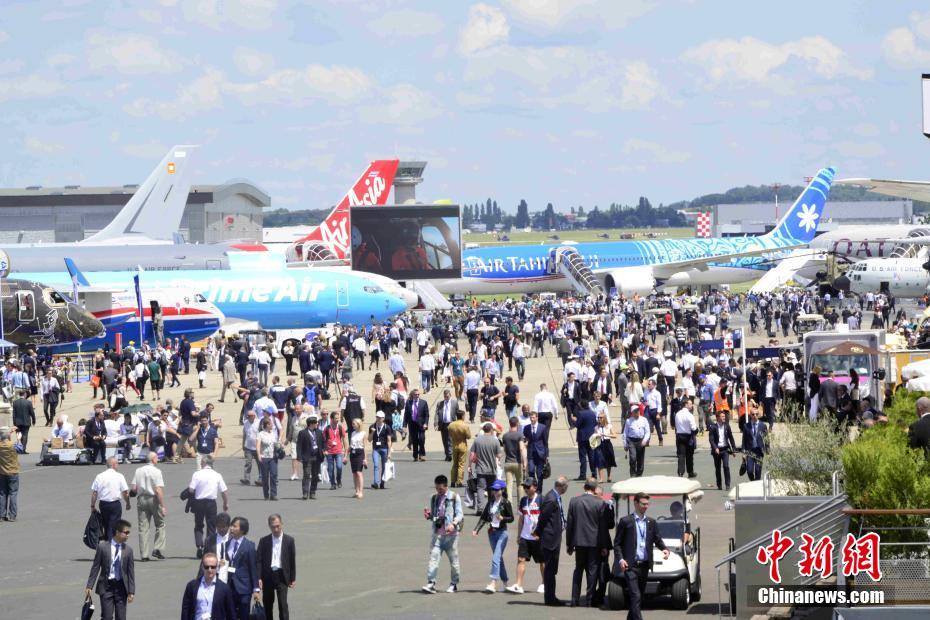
[{"left": 0, "top": 180, "right": 270, "bottom": 244}]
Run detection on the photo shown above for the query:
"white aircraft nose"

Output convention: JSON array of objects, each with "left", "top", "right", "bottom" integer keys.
[{"left": 386, "top": 284, "right": 418, "bottom": 309}]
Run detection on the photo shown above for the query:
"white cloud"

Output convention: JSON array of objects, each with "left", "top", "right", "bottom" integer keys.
[
  {"left": 125, "top": 68, "right": 225, "bottom": 119},
  {"left": 882, "top": 27, "right": 930, "bottom": 69},
  {"left": 622, "top": 138, "right": 691, "bottom": 164},
  {"left": 122, "top": 141, "right": 171, "bottom": 159},
  {"left": 23, "top": 137, "right": 66, "bottom": 155},
  {"left": 460, "top": 4, "right": 509, "bottom": 55},
  {"left": 619, "top": 61, "right": 659, "bottom": 109},
  {"left": 86, "top": 31, "right": 183, "bottom": 75},
  {"left": 226, "top": 64, "right": 373, "bottom": 106},
  {"left": 178, "top": 0, "right": 277, "bottom": 30},
  {"left": 683, "top": 36, "right": 871, "bottom": 85},
  {"left": 232, "top": 47, "right": 275, "bottom": 76},
  {"left": 359, "top": 83, "right": 442, "bottom": 126},
  {"left": 368, "top": 9, "right": 444, "bottom": 38},
  {"left": 0, "top": 74, "right": 63, "bottom": 102},
  {"left": 908, "top": 10, "right": 930, "bottom": 40},
  {"left": 503, "top": 0, "right": 654, "bottom": 30}
]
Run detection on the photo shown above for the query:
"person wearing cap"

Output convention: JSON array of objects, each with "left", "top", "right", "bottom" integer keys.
[
  {"left": 368, "top": 411, "right": 393, "bottom": 489},
  {"left": 660, "top": 350, "right": 677, "bottom": 393},
  {"left": 472, "top": 478, "right": 514, "bottom": 593},
  {"left": 296, "top": 414, "right": 325, "bottom": 500},
  {"left": 507, "top": 477, "right": 545, "bottom": 595}
]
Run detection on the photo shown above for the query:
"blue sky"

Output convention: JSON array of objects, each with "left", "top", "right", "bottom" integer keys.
[{"left": 2, "top": 0, "right": 930, "bottom": 212}]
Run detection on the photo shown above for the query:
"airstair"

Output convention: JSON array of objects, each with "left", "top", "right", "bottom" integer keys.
[
  {"left": 546, "top": 246, "right": 604, "bottom": 296},
  {"left": 407, "top": 280, "right": 452, "bottom": 310}
]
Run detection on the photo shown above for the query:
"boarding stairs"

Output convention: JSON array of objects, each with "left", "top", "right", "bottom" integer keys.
[
  {"left": 547, "top": 246, "right": 604, "bottom": 296},
  {"left": 407, "top": 280, "right": 452, "bottom": 311}
]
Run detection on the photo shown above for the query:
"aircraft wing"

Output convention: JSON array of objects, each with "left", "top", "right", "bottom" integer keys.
[
  {"left": 881, "top": 236, "right": 930, "bottom": 245},
  {"left": 749, "top": 249, "right": 819, "bottom": 294},
  {"left": 835, "top": 178, "right": 930, "bottom": 202},
  {"left": 648, "top": 243, "right": 804, "bottom": 278}
]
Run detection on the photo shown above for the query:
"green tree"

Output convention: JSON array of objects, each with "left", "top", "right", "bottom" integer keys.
[{"left": 515, "top": 199, "right": 529, "bottom": 228}]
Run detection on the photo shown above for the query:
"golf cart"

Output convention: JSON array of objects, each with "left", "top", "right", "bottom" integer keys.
[{"left": 608, "top": 476, "right": 703, "bottom": 611}]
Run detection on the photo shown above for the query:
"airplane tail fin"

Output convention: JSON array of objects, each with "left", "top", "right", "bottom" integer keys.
[
  {"left": 289, "top": 159, "right": 400, "bottom": 261},
  {"left": 84, "top": 145, "right": 198, "bottom": 243},
  {"left": 764, "top": 167, "right": 836, "bottom": 244}
]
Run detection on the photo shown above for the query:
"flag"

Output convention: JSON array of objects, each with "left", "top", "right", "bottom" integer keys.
[{"left": 133, "top": 273, "right": 144, "bottom": 345}]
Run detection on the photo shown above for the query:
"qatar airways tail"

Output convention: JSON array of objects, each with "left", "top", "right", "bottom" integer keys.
[{"left": 285, "top": 160, "right": 400, "bottom": 262}]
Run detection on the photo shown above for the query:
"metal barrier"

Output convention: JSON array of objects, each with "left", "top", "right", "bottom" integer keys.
[{"left": 842, "top": 509, "right": 930, "bottom": 605}]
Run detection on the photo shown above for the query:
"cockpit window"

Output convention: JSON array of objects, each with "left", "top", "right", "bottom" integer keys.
[
  {"left": 45, "top": 289, "right": 67, "bottom": 306},
  {"left": 363, "top": 285, "right": 383, "bottom": 294},
  {"left": 195, "top": 294, "right": 207, "bottom": 303}
]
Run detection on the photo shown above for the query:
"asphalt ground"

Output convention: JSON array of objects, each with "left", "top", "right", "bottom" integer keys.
[{"left": 4, "top": 302, "right": 885, "bottom": 619}]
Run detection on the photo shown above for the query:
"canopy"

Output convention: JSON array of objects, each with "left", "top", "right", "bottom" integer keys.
[
  {"left": 612, "top": 475, "right": 702, "bottom": 498},
  {"left": 816, "top": 341, "right": 880, "bottom": 356}
]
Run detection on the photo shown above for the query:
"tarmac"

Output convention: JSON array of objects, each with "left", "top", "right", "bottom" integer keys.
[{"left": 1, "top": 307, "right": 818, "bottom": 619}]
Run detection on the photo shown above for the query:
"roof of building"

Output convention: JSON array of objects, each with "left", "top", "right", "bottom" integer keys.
[{"left": 0, "top": 180, "right": 271, "bottom": 208}]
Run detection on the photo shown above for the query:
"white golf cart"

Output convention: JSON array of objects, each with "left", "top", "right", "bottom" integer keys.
[{"left": 608, "top": 476, "right": 703, "bottom": 611}]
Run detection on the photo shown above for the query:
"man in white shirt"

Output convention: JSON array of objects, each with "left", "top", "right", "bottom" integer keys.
[
  {"left": 258, "top": 513, "right": 296, "bottom": 619},
  {"left": 239, "top": 409, "right": 262, "bottom": 486},
  {"left": 52, "top": 414, "right": 74, "bottom": 445},
  {"left": 388, "top": 349, "right": 406, "bottom": 376},
  {"left": 532, "top": 383, "right": 559, "bottom": 430},
  {"left": 182, "top": 552, "right": 236, "bottom": 619},
  {"left": 90, "top": 456, "right": 131, "bottom": 541},
  {"left": 464, "top": 365, "right": 482, "bottom": 423},
  {"left": 131, "top": 451, "right": 166, "bottom": 561},
  {"left": 660, "top": 352, "right": 678, "bottom": 392},
  {"left": 623, "top": 405, "right": 651, "bottom": 477},
  {"left": 673, "top": 399, "right": 698, "bottom": 478},
  {"left": 643, "top": 380, "right": 664, "bottom": 446},
  {"left": 187, "top": 455, "right": 229, "bottom": 559}
]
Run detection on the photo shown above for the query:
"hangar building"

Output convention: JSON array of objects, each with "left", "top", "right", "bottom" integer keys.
[{"left": 0, "top": 180, "right": 270, "bottom": 244}]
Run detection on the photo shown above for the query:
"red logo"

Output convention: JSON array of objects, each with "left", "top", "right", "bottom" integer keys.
[
  {"left": 798, "top": 533, "right": 835, "bottom": 579},
  {"left": 756, "top": 529, "right": 794, "bottom": 584},
  {"left": 841, "top": 532, "right": 883, "bottom": 581}
]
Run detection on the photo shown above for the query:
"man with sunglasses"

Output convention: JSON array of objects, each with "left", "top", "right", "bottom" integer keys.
[
  {"left": 85, "top": 519, "right": 135, "bottom": 620},
  {"left": 182, "top": 552, "right": 237, "bottom": 620}
]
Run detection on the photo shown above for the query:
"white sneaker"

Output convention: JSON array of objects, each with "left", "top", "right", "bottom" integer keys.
[
  {"left": 290, "top": 474, "right": 298, "bottom": 481},
  {"left": 446, "top": 583, "right": 458, "bottom": 593},
  {"left": 506, "top": 584, "right": 524, "bottom": 594},
  {"left": 421, "top": 582, "right": 437, "bottom": 594},
  {"left": 537, "top": 584, "right": 545, "bottom": 594},
  {"left": 485, "top": 582, "right": 497, "bottom": 593}
]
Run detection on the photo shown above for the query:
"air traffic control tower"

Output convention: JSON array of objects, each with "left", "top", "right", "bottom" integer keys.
[{"left": 394, "top": 161, "right": 427, "bottom": 204}]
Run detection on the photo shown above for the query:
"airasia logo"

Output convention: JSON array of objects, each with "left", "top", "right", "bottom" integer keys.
[
  {"left": 318, "top": 216, "right": 350, "bottom": 257},
  {"left": 347, "top": 174, "right": 387, "bottom": 207}
]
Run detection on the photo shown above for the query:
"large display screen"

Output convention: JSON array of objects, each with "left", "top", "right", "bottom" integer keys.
[{"left": 350, "top": 205, "right": 462, "bottom": 279}]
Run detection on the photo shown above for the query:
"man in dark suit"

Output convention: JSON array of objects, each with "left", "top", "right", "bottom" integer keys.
[
  {"left": 613, "top": 492, "right": 669, "bottom": 620},
  {"left": 908, "top": 396, "right": 930, "bottom": 457},
  {"left": 11, "top": 391, "right": 35, "bottom": 454},
  {"left": 561, "top": 372, "right": 581, "bottom": 424},
  {"left": 818, "top": 370, "right": 840, "bottom": 415},
  {"left": 404, "top": 388, "right": 429, "bottom": 462},
  {"left": 593, "top": 368, "right": 613, "bottom": 404},
  {"left": 708, "top": 411, "right": 737, "bottom": 490},
  {"left": 433, "top": 390, "right": 459, "bottom": 461},
  {"left": 296, "top": 415, "right": 325, "bottom": 500},
  {"left": 574, "top": 401, "right": 598, "bottom": 481},
  {"left": 85, "top": 404, "right": 108, "bottom": 464},
  {"left": 741, "top": 409, "right": 768, "bottom": 481},
  {"left": 257, "top": 514, "right": 297, "bottom": 620},
  {"left": 182, "top": 552, "right": 238, "bottom": 620},
  {"left": 566, "top": 478, "right": 610, "bottom": 607},
  {"left": 85, "top": 519, "right": 135, "bottom": 620},
  {"left": 225, "top": 516, "right": 260, "bottom": 620},
  {"left": 533, "top": 475, "right": 569, "bottom": 607},
  {"left": 523, "top": 410, "right": 549, "bottom": 493}
]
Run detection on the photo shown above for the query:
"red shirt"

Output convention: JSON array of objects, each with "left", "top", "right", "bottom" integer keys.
[{"left": 324, "top": 424, "right": 345, "bottom": 455}]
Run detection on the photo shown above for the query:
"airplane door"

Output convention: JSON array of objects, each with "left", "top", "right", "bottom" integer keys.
[
  {"left": 336, "top": 281, "right": 349, "bottom": 308},
  {"left": 150, "top": 300, "right": 164, "bottom": 344},
  {"left": 206, "top": 260, "right": 222, "bottom": 270},
  {"left": 16, "top": 291, "right": 34, "bottom": 322}
]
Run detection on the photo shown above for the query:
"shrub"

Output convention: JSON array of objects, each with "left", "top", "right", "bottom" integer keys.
[{"left": 765, "top": 417, "right": 846, "bottom": 496}]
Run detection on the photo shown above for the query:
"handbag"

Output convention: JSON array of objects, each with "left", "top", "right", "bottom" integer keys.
[
  {"left": 249, "top": 602, "right": 266, "bottom": 620},
  {"left": 81, "top": 595, "right": 95, "bottom": 620},
  {"left": 274, "top": 444, "right": 287, "bottom": 461},
  {"left": 541, "top": 461, "right": 551, "bottom": 480},
  {"left": 386, "top": 458, "right": 396, "bottom": 481},
  {"left": 90, "top": 375, "right": 100, "bottom": 388}
]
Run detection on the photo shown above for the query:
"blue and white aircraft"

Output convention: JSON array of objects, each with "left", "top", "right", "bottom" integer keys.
[
  {"left": 18, "top": 258, "right": 415, "bottom": 336},
  {"left": 437, "top": 167, "right": 836, "bottom": 296}
]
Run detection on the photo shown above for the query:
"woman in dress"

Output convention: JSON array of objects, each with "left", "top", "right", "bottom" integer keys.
[
  {"left": 594, "top": 411, "right": 618, "bottom": 483},
  {"left": 256, "top": 417, "right": 279, "bottom": 501},
  {"left": 348, "top": 418, "right": 367, "bottom": 499}
]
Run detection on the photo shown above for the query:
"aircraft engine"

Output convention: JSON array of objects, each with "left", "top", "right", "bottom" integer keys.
[{"left": 602, "top": 267, "right": 655, "bottom": 295}]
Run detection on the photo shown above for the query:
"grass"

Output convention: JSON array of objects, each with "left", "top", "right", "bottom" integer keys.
[{"left": 463, "top": 227, "right": 694, "bottom": 246}]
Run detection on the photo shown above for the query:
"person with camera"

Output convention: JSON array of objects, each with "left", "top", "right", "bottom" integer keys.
[{"left": 422, "top": 474, "right": 463, "bottom": 594}]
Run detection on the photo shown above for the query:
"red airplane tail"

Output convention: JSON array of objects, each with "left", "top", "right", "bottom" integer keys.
[{"left": 288, "top": 159, "right": 400, "bottom": 261}]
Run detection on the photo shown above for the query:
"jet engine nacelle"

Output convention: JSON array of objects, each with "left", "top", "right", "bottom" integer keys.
[{"left": 602, "top": 268, "right": 655, "bottom": 295}]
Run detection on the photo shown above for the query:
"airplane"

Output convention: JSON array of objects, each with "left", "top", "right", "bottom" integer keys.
[
  {"left": 840, "top": 252, "right": 930, "bottom": 298},
  {"left": 284, "top": 159, "right": 400, "bottom": 262},
  {"left": 59, "top": 261, "right": 225, "bottom": 352},
  {"left": 17, "top": 256, "right": 415, "bottom": 335},
  {"left": 433, "top": 167, "right": 836, "bottom": 296},
  {"left": 0, "top": 278, "right": 104, "bottom": 349}
]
